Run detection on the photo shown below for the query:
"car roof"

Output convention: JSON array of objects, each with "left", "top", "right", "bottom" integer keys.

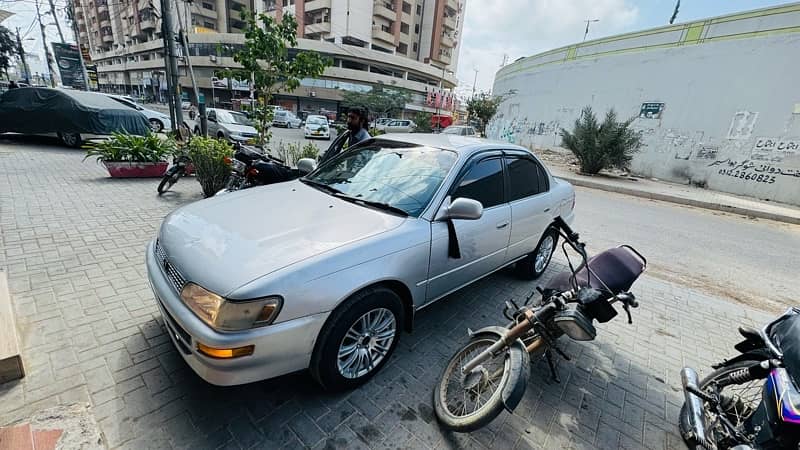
[
  {"left": 372, "top": 133, "right": 533, "bottom": 156},
  {"left": 307, "top": 114, "right": 327, "bottom": 119}
]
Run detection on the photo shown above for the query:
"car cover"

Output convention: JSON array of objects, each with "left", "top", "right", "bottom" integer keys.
[{"left": 0, "top": 87, "right": 151, "bottom": 136}]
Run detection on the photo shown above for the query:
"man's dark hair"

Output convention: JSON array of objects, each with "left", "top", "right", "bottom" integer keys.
[{"left": 348, "top": 106, "right": 369, "bottom": 127}]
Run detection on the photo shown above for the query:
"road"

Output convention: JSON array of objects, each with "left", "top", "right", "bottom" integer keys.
[{"left": 572, "top": 187, "right": 800, "bottom": 312}]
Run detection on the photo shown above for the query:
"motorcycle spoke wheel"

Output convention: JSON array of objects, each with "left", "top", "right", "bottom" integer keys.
[{"left": 439, "top": 339, "right": 509, "bottom": 419}]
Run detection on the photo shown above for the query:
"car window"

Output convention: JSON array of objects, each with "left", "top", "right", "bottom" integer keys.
[
  {"left": 506, "top": 157, "right": 548, "bottom": 201},
  {"left": 307, "top": 116, "right": 327, "bottom": 125},
  {"left": 208, "top": 110, "right": 217, "bottom": 121},
  {"left": 306, "top": 145, "right": 458, "bottom": 217},
  {"left": 452, "top": 157, "right": 504, "bottom": 208}
]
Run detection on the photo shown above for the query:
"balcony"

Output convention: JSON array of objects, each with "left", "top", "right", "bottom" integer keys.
[
  {"left": 97, "top": 3, "right": 108, "bottom": 12},
  {"left": 433, "top": 49, "right": 451, "bottom": 64},
  {"left": 373, "top": 2, "right": 396, "bottom": 20},
  {"left": 79, "top": 30, "right": 88, "bottom": 38},
  {"left": 443, "top": 14, "right": 457, "bottom": 30},
  {"left": 140, "top": 18, "right": 156, "bottom": 30},
  {"left": 440, "top": 32, "right": 455, "bottom": 48},
  {"left": 77, "top": 16, "right": 85, "bottom": 25},
  {"left": 446, "top": 0, "right": 459, "bottom": 11},
  {"left": 372, "top": 27, "right": 395, "bottom": 45},
  {"left": 100, "top": 19, "right": 111, "bottom": 28},
  {"left": 102, "top": 33, "right": 114, "bottom": 43},
  {"left": 304, "top": 0, "right": 331, "bottom": 12},
  {"left": 305, "top": 21, "right": 331, "bottom": 35}
]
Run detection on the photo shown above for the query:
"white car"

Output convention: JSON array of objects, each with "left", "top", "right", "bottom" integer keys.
[
  {"left": 384, "top": 119, "right": 417, "bottom": 133},
  {"left": 105, "top": 94, "right": 172, "bottom": 132},
  {"left": 304, "top": 115, "right": 331, "bottom": 140},
  {"left": 442, "top": 125, "right": 480, "bottom": 137},
  {"left": 272, "top": 110, "right": 302, "bottom": 128},
  {"left": 372, "top": 118, "right": 394, "bottom": 131},
  {"left": 146, "top": 134, "right": 576, "bottom": 389}
]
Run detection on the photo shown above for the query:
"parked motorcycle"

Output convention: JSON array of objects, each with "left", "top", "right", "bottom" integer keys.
[
  {"left": 680, "top": 309, "right": 800, "bottom": 449},
  {"left": 157, "top": 153, "right": 193, "bottom": 195},
  {"left": 215, "top": 143, "right": 317, "bottom": 195},
  {"left": 432, "top": 217, "right": 647, "bottom": 432}
]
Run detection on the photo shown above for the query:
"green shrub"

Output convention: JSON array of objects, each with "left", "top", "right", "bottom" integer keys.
[
  {"left": 186, "top": 136, "right": 234, "bottom": 197},
  {"left": 84, "top": 132, "right": 175, "bottom": 163},
  {"left": 413, "top": 112, "right": 433, "bottom": 133},
  {"left": 368, "top": 128, "right": 385, "bottom": 137},
  {"left": 299, "top": 143, "right": 319, "bottom": 160},
  {"left": 560, "top": 106, "right": 642, "bottom": 175}
]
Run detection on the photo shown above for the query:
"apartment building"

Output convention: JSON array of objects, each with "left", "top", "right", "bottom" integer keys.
[{"left": 73, "top": 0, "right": 464, "bottom": 115}]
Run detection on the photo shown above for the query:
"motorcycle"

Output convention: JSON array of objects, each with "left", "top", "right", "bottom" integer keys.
[
  {"left": 215, "top": 143, "right": 318, "bottom": 195},
  {"left": 680, "top": 309, "right": 800, "bottom": 449},
  {"left": 432, "top": 217, "right": 647, "bottom": 432},
  {"left": 157, "top": 153, "right": 193, "bottom": 195}
]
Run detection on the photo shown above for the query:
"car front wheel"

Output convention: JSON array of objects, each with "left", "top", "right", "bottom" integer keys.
[
  {"left": 310, "top": 286, "right": 404, "bottom": 391},
  {"left": 515, "top": 226, "right": 558, "bottom": 280}
]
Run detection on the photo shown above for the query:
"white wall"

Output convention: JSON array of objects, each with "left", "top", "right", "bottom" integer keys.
[
  {"left": 331, "top": 0, "right": 373, "bottom": 44},
  {"left": 490, "top": 30, "right": 800, "bottom": 206}
]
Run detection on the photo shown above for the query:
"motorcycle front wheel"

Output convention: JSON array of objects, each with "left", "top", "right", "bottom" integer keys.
[
  {"left": 433, "top": 333, "right": 528, "bottom": 432},
  {"left": 157, "top": 166, "right": 185, "bottom": 195}
]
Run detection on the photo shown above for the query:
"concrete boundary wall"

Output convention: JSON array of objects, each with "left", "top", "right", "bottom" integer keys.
[{"left": 490, "top": 2, "right": 800, "bottom": 206}]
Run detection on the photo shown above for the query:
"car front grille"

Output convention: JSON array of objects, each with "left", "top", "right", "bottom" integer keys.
[{"left": 155, "top": 240, "right": 186, "bottom": 294}]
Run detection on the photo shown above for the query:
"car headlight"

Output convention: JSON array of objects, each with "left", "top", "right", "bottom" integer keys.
[{"left": 180, "top": 283, "right": 282, "bottom": 331}]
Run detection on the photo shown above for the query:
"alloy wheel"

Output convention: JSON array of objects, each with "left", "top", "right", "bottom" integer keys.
[
  {"left": 337, "top": 308, "right": 396, "bottom": 379},
  {"left": 534, "top": 235, "right": 555, "bottom": 273}
]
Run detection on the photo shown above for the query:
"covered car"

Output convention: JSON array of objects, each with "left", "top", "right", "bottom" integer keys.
[{"left": 0, "top": 87, "right": 151, "bottom": 147}]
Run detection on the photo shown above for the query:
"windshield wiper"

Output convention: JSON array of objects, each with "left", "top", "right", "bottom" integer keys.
[
  {"left": 332, "top": 193, "right": 409, "bottom": 217},
  {"left": 300, "top": 178, "right": 343, "bottom": 195}
]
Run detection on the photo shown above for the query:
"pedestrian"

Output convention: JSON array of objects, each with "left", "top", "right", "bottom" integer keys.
[
  {"left": 345, "top": 106, "right": 370, "bottom": 148},
  {"left": 8, "top": 80, "right": 18, "bottom": 89}
]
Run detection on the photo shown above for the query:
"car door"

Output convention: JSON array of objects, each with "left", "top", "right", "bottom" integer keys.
[
  {"left": 207, "top": 109, "right": 219, "bottom": 135},
  {"left": 426, "top": 154, "right": 511, "bottom": 301},
  {"left": 504, "top": 153, "right": 553, "bottom": 262}
]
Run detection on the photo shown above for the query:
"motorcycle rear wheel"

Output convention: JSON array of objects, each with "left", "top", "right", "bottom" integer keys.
[
  {"left": 433, "top": 334, "right": 526, "bottom": 432},
  {"left": 679, "top": 358, "right": 762, "bottom": 450},
  {"left": 157, "top": 167, "right": 184, "bottom": 195}
]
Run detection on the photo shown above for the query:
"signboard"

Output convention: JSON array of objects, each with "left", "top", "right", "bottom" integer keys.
[
  {"left": 85, "top": 65, "right": 99, "bottom": 90},
  {"left": 639, "top": 102, "right": 665, "bottom": 119},
  {"left": 52, "top": 43, "right": 86, "bottom": 90},
  {"left": 211, "top": 76, "right": 250, "bottom": 92}
]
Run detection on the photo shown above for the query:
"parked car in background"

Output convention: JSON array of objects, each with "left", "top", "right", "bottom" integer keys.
[
  {"left": 272, "top": 110, "right": 302, "bottom": 128},
  {"left": 304, "top": 115, "right": 331, "bottom": 140},
  {"left": 441, "top": 125, "right": 480, "bottom": 137},
  {"left": 0, "top": 87, "right": 150, "bottom": 147},
  {"left": 202, "top": 107, "right": 258, "bottom": 143},
  {"left": 372, "top": 118, "right": 394, "bottom": 131},
  {"left": 104, "top": 94, "right": 172, "bottom": 132},
  {"left": 146, "top": 133, "right": 575, "bottom": 390},
  {"left": 384, "top": 119, "right": 417, "bottom": 133}
]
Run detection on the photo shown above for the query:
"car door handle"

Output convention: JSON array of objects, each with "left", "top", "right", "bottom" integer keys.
[{"left": 496, "top": 222, "right": 509, "bottom": 229}]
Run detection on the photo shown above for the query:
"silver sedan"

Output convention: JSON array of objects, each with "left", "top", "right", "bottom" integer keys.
[{"left": 146, "top": 134, "right": 576, "bottom": 390}]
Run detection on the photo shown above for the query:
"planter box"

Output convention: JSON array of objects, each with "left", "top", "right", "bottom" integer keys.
[{"left": 103, "top": 161, "right": 169, "bottom": 178}]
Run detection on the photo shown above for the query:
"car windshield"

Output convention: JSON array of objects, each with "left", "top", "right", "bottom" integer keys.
[
  {"left": 442, "top": 127, "right": 463, "bottom": 135},
  {"left": 307, "top": 117, "right": 327, "bottom": 125},
  {"left": 304, "top": 144, "right": 458, "bottom": 217},
  {"left": 217, "top": 110, "right": 252, "bottom": 125}
]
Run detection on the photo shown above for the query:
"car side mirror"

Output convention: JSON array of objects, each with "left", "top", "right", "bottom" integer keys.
[
  {"left": 297, "top": 158, "right": 317, "bottom": 175},
  {"left": 440, "top": 197, "right": 483, "bottom": 220}
]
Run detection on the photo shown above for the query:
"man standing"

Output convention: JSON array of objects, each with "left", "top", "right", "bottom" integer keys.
[{"left": 346, "top": 106, "right": 370, "bottom": 147}]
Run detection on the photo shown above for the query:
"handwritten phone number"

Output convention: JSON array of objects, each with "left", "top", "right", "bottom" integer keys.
[{"left": 718, "top": 169, "right": 776, "bottom": 183}]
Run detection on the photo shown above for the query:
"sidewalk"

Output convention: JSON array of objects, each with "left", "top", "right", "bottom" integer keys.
[{"left": 550, "top": 166, "right": 800, "bottom": 225}]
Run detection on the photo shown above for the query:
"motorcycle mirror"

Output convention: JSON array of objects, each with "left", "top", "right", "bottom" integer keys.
[{"left": 297, "top": 158, "right": 317, "bottom": 175}]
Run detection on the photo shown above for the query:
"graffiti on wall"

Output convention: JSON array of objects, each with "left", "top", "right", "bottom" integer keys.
[
  {"left": 708, "top": 158, "right": 800, "bottom": 183},
  {"left": 751, "top": 137, "right": 800, "bottom": 162},
  {"left": 726, "top": 111, "right": 759, "bottom": 140}
]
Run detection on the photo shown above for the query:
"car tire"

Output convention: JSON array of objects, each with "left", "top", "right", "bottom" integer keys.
[
  {"left": 58, "top": 132, "right": 82, "bottom": 148},
  {"left": 515, "top": 226, "right": 559, "bottom": 280},
  {"left": 194, "top": 127, "right": 201, "bottom": 135},
  {"left": 148, "top": 119, "right": 164, "bottom": 133},
  {"left": 310, "top": 286, "right": 404, "bottom": 391},
  {"left": 217, "top": 132, "right": 225, "bottom": 140}
]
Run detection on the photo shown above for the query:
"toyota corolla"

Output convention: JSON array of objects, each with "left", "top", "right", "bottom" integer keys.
[{"left": 146, "top": 134, "right": 576, "bottom": 390}]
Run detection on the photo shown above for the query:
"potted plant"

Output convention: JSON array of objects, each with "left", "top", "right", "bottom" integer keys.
[{"left": 84, "top": 132, "right": 176, "bottom": 178}]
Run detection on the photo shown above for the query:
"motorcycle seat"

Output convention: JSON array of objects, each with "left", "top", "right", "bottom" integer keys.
[{"left": 544, "top": 246, "right": 646, "bottom": 298}]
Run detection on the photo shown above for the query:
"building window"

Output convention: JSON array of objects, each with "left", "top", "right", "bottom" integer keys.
[
  {"left": 380, "top": 24, "right": 391, "bottom": 33},
  {"left": 282, "top": 0, "right": 294, "bottom": 6},
  {"left": 412, "top": 42, "right": 417, "bottom": 52},
  {"left": 397, "top": 43, "right": 408, "bottom": 55},
  {"left": 400, "top": 23, "right": 409, "bottom": 34},
  {"left": 204, "top": 21, "right": 216, "bottom": 29},
  {"left": 202, "top": 2, "right": 214, "bottom": 9},
  {"left": 402, "top": 1, "right": 411, "bottom": 14},
  {"left": 414, "top": 24, "right": 419, "bottom": 34},
  {"left": 416, "top": 4, "right": 421, "bottom": 14}
]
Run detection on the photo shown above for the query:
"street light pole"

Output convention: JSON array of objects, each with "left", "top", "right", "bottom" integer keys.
[
  {"left": 35, "top": 0, "right": 58, "bottom": 87},
  {"left": 583, "top": 18, "right": 599, "bottom": 42},
  {"left": 14, "top": 28, "right": 32, "bottom": 83},
  {"left": 471, "top": 67, "right": 478, "bottom": 97}
]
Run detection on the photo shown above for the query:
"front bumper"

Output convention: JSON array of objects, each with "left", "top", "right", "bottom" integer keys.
[{"left": 145, "top": 239, "right": 330, "bottom": 386}]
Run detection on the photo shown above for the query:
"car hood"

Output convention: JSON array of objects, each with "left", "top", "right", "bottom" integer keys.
[
  {"left": 158, "top": 181, "right": 406, "bottom": 296},
  {"left": 221, "top": 123, "right": 257, "bottom": 135}
]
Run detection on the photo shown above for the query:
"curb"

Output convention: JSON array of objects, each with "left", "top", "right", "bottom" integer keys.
[{"left": 559, "top": 175, "right": 800, "bottom": 225}]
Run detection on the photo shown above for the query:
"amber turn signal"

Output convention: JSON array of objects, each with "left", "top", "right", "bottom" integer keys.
[{"left": 196, "top": 342, "right": 255, "bottom": 359}]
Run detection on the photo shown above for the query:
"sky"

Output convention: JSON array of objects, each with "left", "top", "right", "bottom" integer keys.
[
  {"left": 455, "top": 0, "right": 793, "bottom": 96},
  {"left": 0, "top": 0, "right": 795, "bottom": 88}
]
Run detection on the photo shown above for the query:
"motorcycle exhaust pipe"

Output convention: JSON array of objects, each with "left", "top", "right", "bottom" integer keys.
[{"left": 681, "top": 367, "right": 709, "bottom": 447}]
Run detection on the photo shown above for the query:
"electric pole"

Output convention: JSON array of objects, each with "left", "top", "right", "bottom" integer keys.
[
  {"left": 471, "top": 67, "right": 478, "bottom": 97},
  {"left": 15, "top": 28, "right": 31, "bottom": 83},
  {"left": 67, "top": 0, "right": 90, "bottom": 90},
  {"left": 48, "top": 0, "right": 66, "bottom": 43},
  {"left": 583, "top": 18, "right": 599, "bottom": 42},
  {"left": 160, "top": 0, "right": 183, "bottom": 132},
  {"left": 36, "top": 0, "right": 58, "bottom": 87}
]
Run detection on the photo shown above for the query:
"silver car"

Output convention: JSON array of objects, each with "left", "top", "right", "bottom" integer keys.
[
  {"left": 205, "top": 108, "right": 258, "bottom": 143},
  {"left": 146, "top": 134, "right": 576, "bottom": 389}
]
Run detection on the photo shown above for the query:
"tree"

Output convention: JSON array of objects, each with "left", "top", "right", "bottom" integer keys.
[
  {"left": 340, "top": 83, "right": 410, "bottom": 119},
  {"left": 560, "top": 106, "right": 643, "bottom": 175},
  {"left": 466, "top": 90, "right": 515, "bottom": 136},
  {"left": 0, "top": 26, "right": 17, "bottom": 80},
  {"left": 220, "top": 12, "right": 331, "bottom": 146},
  {"left": 413, "top": 111, "right": 433, "bottom": 132}
]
